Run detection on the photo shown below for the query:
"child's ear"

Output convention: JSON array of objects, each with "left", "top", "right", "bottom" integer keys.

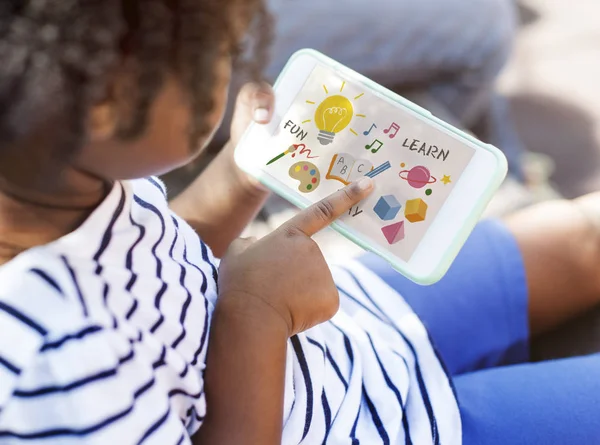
[{"left": 89, "top": 102, "right": 118, "bottom": 141}]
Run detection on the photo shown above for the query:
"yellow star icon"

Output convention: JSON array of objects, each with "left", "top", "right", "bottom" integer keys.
[{"left": 441, "top": 175, "right": 452, "bottom": 185}]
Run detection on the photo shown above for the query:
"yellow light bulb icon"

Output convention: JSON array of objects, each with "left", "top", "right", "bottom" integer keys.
[{"left": 314, "top": 95, "right": 354, "bottom": 145}]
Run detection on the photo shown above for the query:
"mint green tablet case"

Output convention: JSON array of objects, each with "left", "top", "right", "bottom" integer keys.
[{"left": 236, "top": 49, "right": 507, "bottom": 285}]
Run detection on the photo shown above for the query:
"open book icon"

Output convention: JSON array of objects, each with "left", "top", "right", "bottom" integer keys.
[{"left": 326, "top": 153, "right": 374, "bottom": 185}]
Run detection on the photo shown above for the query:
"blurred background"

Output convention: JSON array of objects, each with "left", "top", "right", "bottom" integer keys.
[
  {"left": 503, "top": 0, "right": 600, "bottom": 199},
  {"left": 163, "top": 0, "right": 600, "bottom": 357}
]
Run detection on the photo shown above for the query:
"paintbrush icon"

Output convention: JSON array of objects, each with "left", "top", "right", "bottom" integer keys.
[{"left": 266, "top": 144, "right": 299, "bottom": 166}]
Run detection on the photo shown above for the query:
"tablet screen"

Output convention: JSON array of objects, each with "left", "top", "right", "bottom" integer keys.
[{"left": 260, "top": 64, "right": 476, "bottom": 261}]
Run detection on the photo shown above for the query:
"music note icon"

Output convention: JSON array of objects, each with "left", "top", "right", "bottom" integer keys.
[
  {"left": 363, "top": 123, "right": 377, "bottom": 136},
  {"left": 383, "top": 122, "right": 400, "bottom": 139},
  {"left": 365, "top": 139, "right": 384, "bottom": 154}
]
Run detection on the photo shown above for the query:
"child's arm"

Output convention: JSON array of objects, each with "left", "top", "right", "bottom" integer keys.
[
  {"left": 170, "top": 83, "right": 274, "bottom": 257},
  {"left": 192, "top": 279, "right": 289, "bottom": 445},
  {"left": 192, "top": 179, "right": 374, "bottom": 445}
]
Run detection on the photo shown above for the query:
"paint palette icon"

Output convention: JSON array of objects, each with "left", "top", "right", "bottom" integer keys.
[{"left": 289, "top": 162, "right": 320, "bottom": 193}]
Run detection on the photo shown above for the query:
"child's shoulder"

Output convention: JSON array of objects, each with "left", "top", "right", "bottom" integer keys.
[
  {"left": 0, "top": 250, "right": 101, "bottom": 404},
  {"left": 0, "top": 249, "right": 172, "bottom": 433},
  {"left": 0, "top": 248, "right": 91, "bottom": 339}
]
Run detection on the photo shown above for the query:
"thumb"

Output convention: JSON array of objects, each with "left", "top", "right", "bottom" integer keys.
[{"left": 230, "top": 82, "right": 275, "bottom": 144}]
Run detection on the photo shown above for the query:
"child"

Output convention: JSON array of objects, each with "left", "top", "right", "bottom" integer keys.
[{"left": 1, "top": 2, "right": 600, "bottom": 444}]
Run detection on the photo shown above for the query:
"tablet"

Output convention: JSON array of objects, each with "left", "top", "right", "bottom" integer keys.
[{"left": 235, "top": 49, "right": 507, "bottom": 284}]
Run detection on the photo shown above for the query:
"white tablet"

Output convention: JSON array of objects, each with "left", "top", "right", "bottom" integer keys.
[{"left": 235, "top": 49, "right": 507, "bottom": 284}]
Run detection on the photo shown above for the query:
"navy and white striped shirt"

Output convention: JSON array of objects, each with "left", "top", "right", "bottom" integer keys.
[{"left": 0, "top": 178, "right": 460, "bottom": 444}]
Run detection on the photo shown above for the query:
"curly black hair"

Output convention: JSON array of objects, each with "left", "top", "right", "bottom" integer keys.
[{"left": 0, "top": 0, "right": 271, "bottom": 179}]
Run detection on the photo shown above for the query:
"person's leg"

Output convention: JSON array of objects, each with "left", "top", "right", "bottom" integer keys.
[
  {"left": 266, "top": 0, "right": 516, "bottom": 84},
  {"left": 455, "top": 354, "right": 600, "bottom": 444},
  {"left": 266, "top": 0, "right": 517, "bottom": 120},
  {"left": 361, "top": 192, "right": 600, "bottom": 374},
  {"left": 359, "top": 219, "right": 529, "bottom": 375}
]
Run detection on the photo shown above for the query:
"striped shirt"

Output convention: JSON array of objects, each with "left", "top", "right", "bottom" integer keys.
[{"left": 0, "top": 178, "right": 460, "bottom": 444}]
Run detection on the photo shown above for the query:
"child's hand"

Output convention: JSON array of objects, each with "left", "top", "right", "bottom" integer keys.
[
  {"left": 230, "top": 82, "right": 274, "bottom": 146},
  {"left": 225, "top": 82, "right": 275, "bottom": 192},
  {"left": 218, "top": 178, "right": 374, "bottom": 336}
]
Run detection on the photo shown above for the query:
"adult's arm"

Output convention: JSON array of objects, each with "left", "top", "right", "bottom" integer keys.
[{"left": 505, "top": 191, "right": 600, "bottom": 336}]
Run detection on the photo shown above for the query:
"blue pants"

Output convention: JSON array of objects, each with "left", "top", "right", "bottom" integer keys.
[{"left": 360, "top": 220, "right": 600, "bottom": 444}]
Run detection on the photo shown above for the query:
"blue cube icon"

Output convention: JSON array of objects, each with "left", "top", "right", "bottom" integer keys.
[{"left": 373, "top": 195, "right": 401, "bottom": 221}]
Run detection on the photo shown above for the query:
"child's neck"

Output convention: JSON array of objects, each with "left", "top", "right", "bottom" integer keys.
[{"left": 0, "top": 179, "right": 109, "bottom": 265}]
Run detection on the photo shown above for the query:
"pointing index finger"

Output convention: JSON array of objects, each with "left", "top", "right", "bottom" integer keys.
[{"left": 281, "top": 177, "right": 374, "bottom": 237}]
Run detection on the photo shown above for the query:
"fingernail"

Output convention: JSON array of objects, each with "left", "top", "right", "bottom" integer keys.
[
  {"left": 354, "top": 177, "right": 373, "bottom": 192},
  {"left": 254, "top": 108, "right": 269, "bottom": 122}
]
